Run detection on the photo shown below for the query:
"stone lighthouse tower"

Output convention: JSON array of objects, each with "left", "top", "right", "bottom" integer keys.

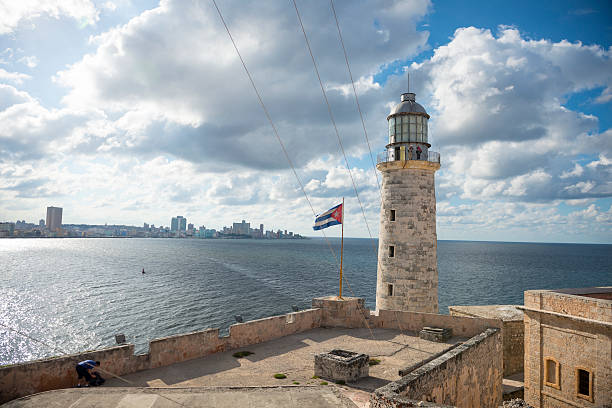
[{"left": 375, "top": 89, "right": 440, "bottom": 313}]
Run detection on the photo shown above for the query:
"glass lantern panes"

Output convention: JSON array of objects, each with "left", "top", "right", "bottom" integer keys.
[{"left": 388, "top": 114, "right": 429, "bottom": 144}]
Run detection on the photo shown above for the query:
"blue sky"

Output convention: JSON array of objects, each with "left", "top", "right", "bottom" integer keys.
[{"left": 0, "top": 0, "right": 611, "bottom": 243}]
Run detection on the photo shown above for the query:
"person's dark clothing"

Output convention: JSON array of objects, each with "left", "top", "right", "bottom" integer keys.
[{"left": 76, "top": 364, "right": 93, "bottom": 382}]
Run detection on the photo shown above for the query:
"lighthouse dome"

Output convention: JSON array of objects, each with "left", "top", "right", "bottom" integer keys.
[{"left": 388, "top": 93, "right": 429, "bottom": 118}]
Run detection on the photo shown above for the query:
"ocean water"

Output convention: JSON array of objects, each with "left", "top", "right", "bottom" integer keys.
[{"left": 0, "top": 238, "right": 610, "bottom": 365}]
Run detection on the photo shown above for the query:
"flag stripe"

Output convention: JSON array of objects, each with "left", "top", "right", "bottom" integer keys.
[
  {"left": 313, "top": 203, "right": 342, "bottom": 230},
  {"left": 313, "top": 219, "right": 341, "bottom": 230}
]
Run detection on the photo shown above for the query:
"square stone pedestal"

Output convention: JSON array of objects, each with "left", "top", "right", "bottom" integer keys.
[
  {"left": 419, "top": 327, "right": 452, "bottom": 342},
  {"left": 312, "top": 296, "right": 368, "bottom": 328},
  {"left": 314, "top": 349, "right": 369, "bottom": 383}
]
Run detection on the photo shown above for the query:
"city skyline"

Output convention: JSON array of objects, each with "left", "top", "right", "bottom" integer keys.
[
  {"left": 0, "top": 1, "right": 611, "bottom": 243},
  {"left": 0, "top": 206, "right": 305, "bottom": 239}
]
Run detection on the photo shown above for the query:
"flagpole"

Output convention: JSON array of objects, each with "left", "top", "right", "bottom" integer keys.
[{"left": 339, "top": 197, "right": 344, "bottom": 300}]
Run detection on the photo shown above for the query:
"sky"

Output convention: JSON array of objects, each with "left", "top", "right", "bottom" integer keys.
[{"left": 0, "top": 0, "right": 611, "bottom": 243}]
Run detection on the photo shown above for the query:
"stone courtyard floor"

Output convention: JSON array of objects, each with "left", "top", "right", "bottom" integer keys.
[
  {"left": 3, "top": 327, "right": 466, "bottom": 408},
  {"left": 105, "top": 327, "right": 464, "bottom": 391}
]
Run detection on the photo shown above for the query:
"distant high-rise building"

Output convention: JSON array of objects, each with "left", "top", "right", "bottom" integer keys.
[
  {"left": 0, "top": 222, "right": 15, "bottom": 237},
  {"left": 46, "top": 207, "right": 62, "bottom": 232},
  {"left": 187, "top": 223, "right": 194, "bottom": 231},
  {"left": 144, "top": 223, "right": 149, "bottom": 229},
  {"left": 232, "top": 220, "right": 250, "bottom": 235},
  {"left": 170, "top": 216, "right": 186, "bottom": 232},
  {"left": 260, "top": 224, "right": 264, "bottom": 235},
  {"left": 39, "top": 219, "right": 45, "bottom": 227}
]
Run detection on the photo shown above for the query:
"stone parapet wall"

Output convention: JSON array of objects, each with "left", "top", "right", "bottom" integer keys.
[
  {"left": 524, "top": 289, "right": 612, "bottom": 322},
  {"left": 227, "top": 308, "right": 322, "bottom": 349},
  {"left": 449, "top": 305, "right": 524, "bottom": 376},
  {"left": 0, "top": 308, "right": 322, "bottom": 403},
  {"left": 148, "top": 328, "right": 225, "bottom": 368},
  {"left": 313, "top": 297, "right": 503, "bottom": 338},
  {"left": 372, "top": 309, "right": 503, "bottom": 338},
  {"left": 0, "top": 344, "right": 145, "bottom": 404},
  {"left": 371, "top": 328, "right": 503, "bottom": 408}
]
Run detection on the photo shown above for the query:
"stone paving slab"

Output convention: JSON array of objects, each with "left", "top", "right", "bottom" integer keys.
[{"left": 2, "top": 387, "right": 358, "bottom": 408}]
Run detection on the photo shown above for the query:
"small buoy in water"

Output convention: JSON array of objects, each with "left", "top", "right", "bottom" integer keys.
[{"left": 142, "top": 268, "right": 145, "bottom": 274}]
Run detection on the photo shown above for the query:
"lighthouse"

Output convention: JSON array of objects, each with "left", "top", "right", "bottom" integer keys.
[{"left": 375, "top": 89, "right": 441, "bottom": 313}]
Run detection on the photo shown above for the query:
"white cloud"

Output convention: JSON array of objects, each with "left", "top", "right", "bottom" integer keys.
[
  {"left": 0, "top": 48, "right": 14, "bottom": 64},
  {"left": 564, "top": 181, "right": 595, "bottom": 194},
  {"left": 18, "top": 55, "right": 38, "bottom": 68},
  {"left": 0, "top": 68, "right": 31, "bottom": 84},
  {"left": 102, "top": 2, "right": 117, "bottom": 12},
  {"left": 560, "top": 163, "right": 583, "bottom": 179},
  {"left": 0, "top": 0, "right": 99, "bottom": 34},
  {"left": 595, "top": 86, "right": 612, "bottom": 103},
  {"left": 586, "top": 154, "right": 611, "bottom": 168},
  {"left": 0, "top": 84, "right": 32, "bottom": 110},
  {"left": 401, "top": 26, "right": 612, "bottom": 205}
]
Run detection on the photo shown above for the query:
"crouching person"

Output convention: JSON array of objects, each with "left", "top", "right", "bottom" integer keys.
[{"left": 76, "top": 360, "right": 105, "bottom": 387}]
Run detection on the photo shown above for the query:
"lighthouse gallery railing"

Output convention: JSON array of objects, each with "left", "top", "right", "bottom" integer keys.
[{"left": 377, "top": 150, "right": 440, "bottom": 164}]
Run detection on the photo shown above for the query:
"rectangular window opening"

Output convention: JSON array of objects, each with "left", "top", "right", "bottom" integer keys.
[
  {"left": 390, "top": 210, "right": 396, "bottom": 221},
  {"left": 389, "top": 245, "right": 394, "bottom": 257},
  {"left": 387, "top": 284, "right": 393, "bottom": 296},
  {"left": 544, "top": 357, "right": 560, "bottom": 389},
  {"left": 576, "top": 367, "right": 593, "bottom": 401}
]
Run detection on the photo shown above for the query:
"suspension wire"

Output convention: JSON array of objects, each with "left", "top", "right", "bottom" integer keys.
[
  {"left": 291, "top": 0, "right": 378, "bottom": 256},
  {"left": 290, "top": 0, "right": 394, "bottom": 356},
  {"left": 0, "top": 322, "right": 188, "bottom": 407},
  {"left": 326, "top": 0, "right": 412, "bottom": 343},
  {"left": 214, "top": 0, "right": 401, "bottom": 356},
  {"left": 213, "top": 0, "right": 385, "bottom": 352},
  {"left": 329, "top": 0, "right": 381, "bottom": 198},
  {"left": 210, "top": 0, "right": 342, "bottom": 267}
]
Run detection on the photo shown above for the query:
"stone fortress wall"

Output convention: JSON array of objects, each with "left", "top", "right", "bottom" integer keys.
[
  {"left": 449, "top": 305, "right": 524, "bottom": 376},
  {"left": 371, "top": 328, "right": 502, "bottom": 408},
  {"left": 522, "top": 288, "right": 612, "bottom": 408},
  {"left": 0, "top": 308, "right": 322, "bottom": 403},
  {"left": 0, "top": 297, "right": 504, "bottom": 406}
]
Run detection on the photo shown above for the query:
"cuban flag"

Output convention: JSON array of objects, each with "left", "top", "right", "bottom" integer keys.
[{"left": 313, "top": 203, "right": 343, "bottom": 230}]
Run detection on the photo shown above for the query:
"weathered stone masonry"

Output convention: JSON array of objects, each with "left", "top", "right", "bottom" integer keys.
[
  {"left": 371, "top": 328, "right": 503, "bottom": 408},
  {"left": 0, "top": 297, "right": 504, "bottom": 405},
  {"left": 522, "top": 288, "right": 612, "bottom": 408},
  {"left": 377, "top": 161, "right": 440, "bottom": 313}
]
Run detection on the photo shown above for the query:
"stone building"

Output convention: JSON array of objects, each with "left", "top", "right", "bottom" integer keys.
[
  {"left": 522, "top": 287, "right": 612, "bottom": 407},
  {"left": 375, "top": 90, "right": 441, "bottom": 313}
]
